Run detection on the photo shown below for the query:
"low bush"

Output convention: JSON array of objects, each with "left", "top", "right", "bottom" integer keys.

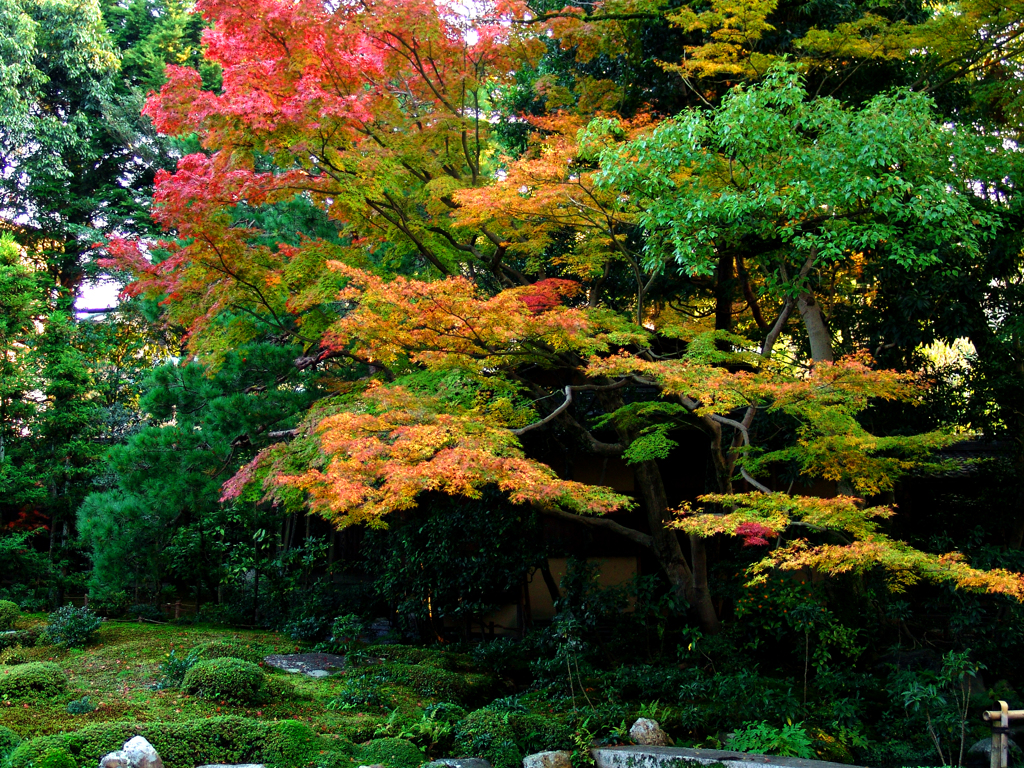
[
  {"left": 727, "top": 721, "right": 815, "bottom": 759},
  {"left": 367, "top": 644, "right": 471, "bottom": 671},
  {"left": 33, "top": 748, "right": 75, "bottom": 768},
  {"left": 181, "top": 657, "right": 266, "bottom": 704},
  {"left": 155, "top": 647, "right": 202, "bottom": 689},
  {"left": 357, "top": 737, "right": 426, "bottom": 768},
  {"left": 0, "top": 725, "right": 21, "bottom": 760},
  {"left": 191, "top": 638, "right": 267, "bottom": 665},
  {"left": 376, "top": 661, "right": 494, "bottom": 705},
  {"left": 65, "top": 696, "right": 97, "bottom": 715},
  {"left": 0, "top": 662, "right": 68, "bottom": 700},
  {"left": 0, "top": 601, "right": 19, "bottom": 631},
  {"left": 0, "top": 630, "right": 39, "bottom": 652},
  {"left": 453, "top": 709, "right": 571, "bottom": 768},
  {"left": 4, "top": 716, "right": 352, "bottom": 768},
  {"left": 262, "top": 718, "right": 354, "bottom": 767},
  {"left": 44, "top": 605, "right": 101, "bottom": 649}
]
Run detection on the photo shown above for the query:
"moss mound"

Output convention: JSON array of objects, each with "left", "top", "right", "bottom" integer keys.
[
  {"left": 191, "top": 638, "right": 267, "bottom": 665},
  {"left": 4, "top": 716, "right": 353, "bottom": 768},
  {"left": 0, "top": 726, "right": 21, "bottom": 761},
  {"left": 182, "top": 657, "right": 266, "bottom": 703},
  {"left": 0, "top": 663, "right": 67, "bottom": 700},
  {"left": 374, "top": 661, "right": 495, "bottom": 705},
  {"left": 366, "top": 644, "right": 471, "bottom": 671},
  {"left": 0, "top": 602, "right": 19, "bottom": 631},
  {"left": 357, "top": 737, "right": 425, "bottom": 768}
]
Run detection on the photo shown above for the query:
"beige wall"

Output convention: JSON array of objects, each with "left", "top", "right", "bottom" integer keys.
[{"left": 468, "top": 556, "right": 639, "bottom": 634}]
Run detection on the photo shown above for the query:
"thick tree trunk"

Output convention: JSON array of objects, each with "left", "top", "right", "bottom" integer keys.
[
  {"left": 632, "top": 458, "right": 720, "bottom": 634},
  {"left": 798, "top": 291, "right": 833, "bottom": 363}
]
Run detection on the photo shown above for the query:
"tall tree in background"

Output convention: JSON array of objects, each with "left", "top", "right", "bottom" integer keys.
[{"left": 104, "top": 0, "right": 1024, "bottom": 631}]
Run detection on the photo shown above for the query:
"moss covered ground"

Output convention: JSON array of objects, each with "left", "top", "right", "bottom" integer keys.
[{"left": 0, "top": 616, "right": 568, "bottom": 768}]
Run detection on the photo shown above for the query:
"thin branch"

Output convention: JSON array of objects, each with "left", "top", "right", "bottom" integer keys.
[{"left": 539, "top": 505, "right": 654, "bottom": 549}]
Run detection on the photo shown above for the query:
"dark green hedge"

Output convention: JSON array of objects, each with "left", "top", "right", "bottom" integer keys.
[{"left": 3, "top": 716, "right": 354, "bottom": 768}]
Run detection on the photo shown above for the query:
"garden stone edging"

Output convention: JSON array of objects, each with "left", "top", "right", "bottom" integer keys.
[{"left": 591, "top": 746, "right": 863, "bottom": 768}]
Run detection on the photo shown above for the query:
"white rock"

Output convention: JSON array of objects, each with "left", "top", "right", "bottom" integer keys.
[
  {"left": 628, "top": 718, "right": 669, "bottom": 747},
  {"left": 99, "top": 753, "right": 129, "bottom": 768},
  {"left": 522, "top": 751, "right": 572, "bottom": 768},
  {"left": 306, "top": 669, "right": 330, "bottom": 678},
  {"left": 123, "top": 736, "right": 163, "bottom": 768}
]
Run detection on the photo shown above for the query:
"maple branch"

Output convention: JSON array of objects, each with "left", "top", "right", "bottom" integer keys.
[
  {"left": 366, "top": 197, "right": 452, "bottom": 275},
  {"left": 761, "top": 296, "right": 795, "bottom": 359},
  {"left": 512, "top": 385, "right": 574, "bottom": 436},
  {"left": 736, "top": 253, "right": 769, "bottom": 331},
  {"left": 708, "top": 413, "right": 772, "bottom": 493},
  {"left": 512, "top": 380, "right": 631, "bottom": 437},
  {"left": 539, "top": 506, "right": 654, "bottom": 549}
]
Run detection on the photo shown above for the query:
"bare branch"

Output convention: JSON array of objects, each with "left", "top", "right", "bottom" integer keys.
[{"left": 539, "top": 505, "right": 654, "bottom": 549}]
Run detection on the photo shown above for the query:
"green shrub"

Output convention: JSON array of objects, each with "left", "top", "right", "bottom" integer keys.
[
  {"left": 4, "top": 717, "right": 352, "bottom": 768},
  {"left": 357, "top": 737, "right": 425, "bottom": 768},
  {"left": 0, "top": 725, "right": 21, "bottom": 760},
  {"left": 192, "top": 638, "right": 267, "bottom": 665},
  {"left": 155, "top": 647, "right": 202, "bottom": 689},
  {"left": 367, "top": 644, "right": 470, "bottom": 671},
  {"left": 182, "top": 657, "right": 266, "bottom": 703},
  {"left": 0, "top": 662, "right": 68, "bottom": 699},
  {"left": 34, "top": 748, "right": 75, "bottom": 768},
  {"left": 65, "top": 696, "right": 97, "bottom": 715},
  {"left": 376, "top": 662, "right": 493, "bottom": 705},
  {"left": 0, "top": 629, "right": 38, "bottom": 652},
  {"left": 453, "top": 710, "right": 571, "bottom": 768},
  {"left": 727, "top": 721, "right": 815, "bottom": 759},
  {"left": 326, "top": 674, "right": 386, "bottom": 711},
  {"left": 260, "top": 719, "right": 353, "bottom": 767},
  {"left": 453, "top": 711, "right": 521, "bottom": 768},
  {"left": 0, "top": 601, "right": 19, "bottom": 631},
  {"left": 44, "top": 605, "right": 101, "bottom": 649}
]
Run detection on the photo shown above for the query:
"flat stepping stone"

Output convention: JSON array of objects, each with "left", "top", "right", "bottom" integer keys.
[{"left": 263, "top": 652, "right": 345, "bottom": 677}]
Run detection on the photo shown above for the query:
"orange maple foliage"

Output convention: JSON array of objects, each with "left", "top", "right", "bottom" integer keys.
[{"left": 228, "top": 383, "right": 629, "bottom": 527}]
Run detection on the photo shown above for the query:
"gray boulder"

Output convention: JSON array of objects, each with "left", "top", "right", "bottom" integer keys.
[
  {"left": 969, "top": 736, "right": 1018, "bottom": 756},
  {"left": 522, "top": 751, "right": 571, "bottom": 768},
  {"left": 426, "top": 760, "right": 492, "bottom": 768},
  {"left": 628, "top": 718, "right": 669, "bottom": 747}
]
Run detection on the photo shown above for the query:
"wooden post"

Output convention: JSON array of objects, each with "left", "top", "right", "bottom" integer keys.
[
  {"left": 982, "top": 701, "right": 1023, "bottom": 768},
  {"left": 1001, "top": 700, "right": 1010, "bottom": 768}
]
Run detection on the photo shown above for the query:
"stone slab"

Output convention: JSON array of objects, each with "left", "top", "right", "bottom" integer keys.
[
  {"left": 426, "top": 760, "right": 492, "bottom": 768},
  {"left": 592, "top": 746, "right": 864, "bottom": 768}
]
